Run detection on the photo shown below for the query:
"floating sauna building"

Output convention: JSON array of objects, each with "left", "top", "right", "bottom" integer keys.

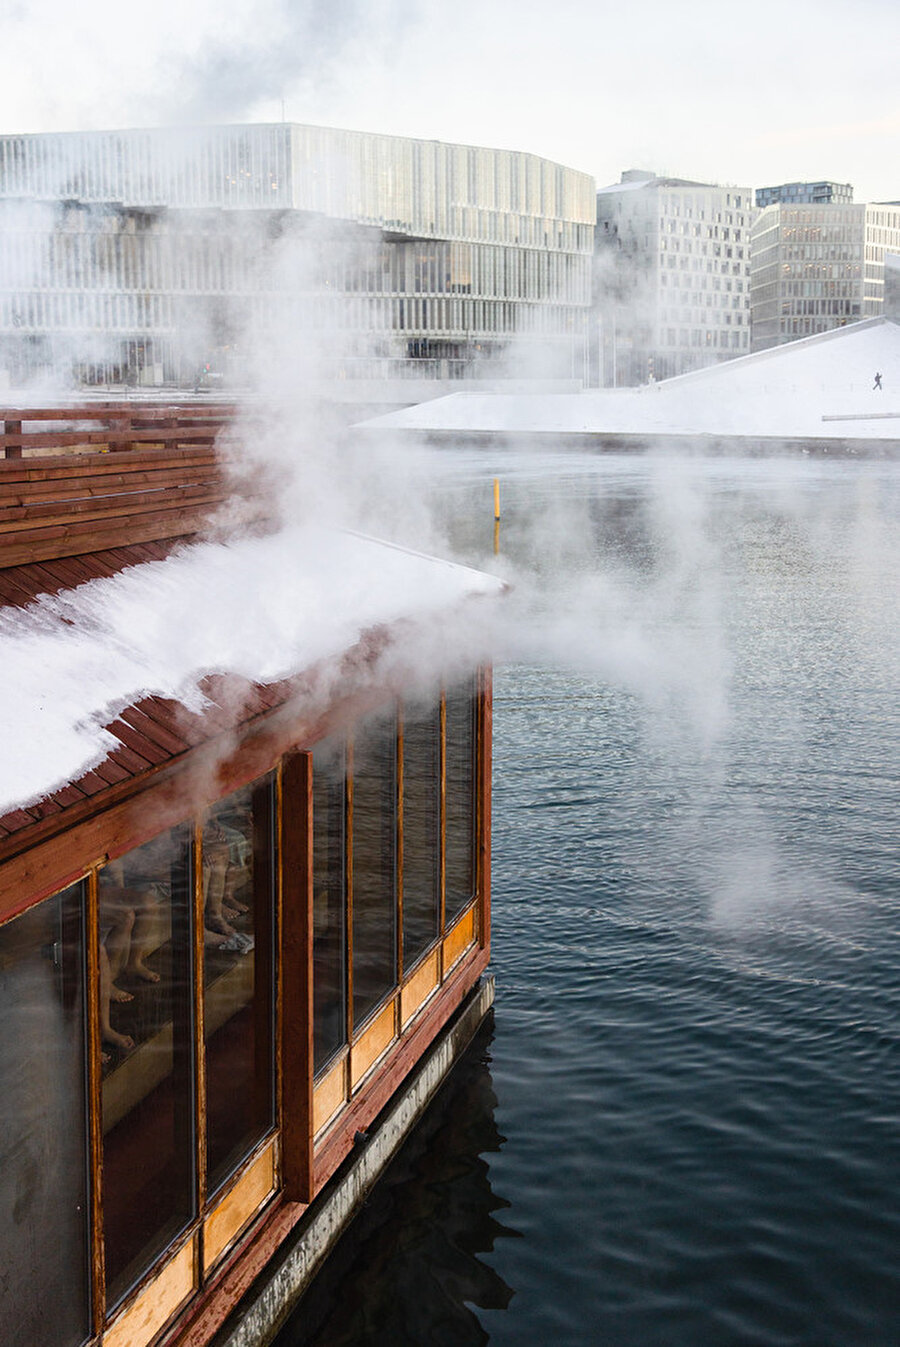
[
  {"left": 0, "top": 405, "right": 500, "bottom": 1346},
  {"left": 0, "top": 124, "right": 595, "bottom": 389}
]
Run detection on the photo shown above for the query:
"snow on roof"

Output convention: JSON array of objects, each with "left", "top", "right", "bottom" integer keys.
[
  {"left": 359, "top": 320, "right": 900, "bottom": 442},
  {"left": 595, "top": 178, "right": 654, "bottom": 195},
  {"left": 596, "top": 175, "right": 717, "bottom": 196},
  {"left": 1, "top": 524, "right": 503, "bottom": 816}
]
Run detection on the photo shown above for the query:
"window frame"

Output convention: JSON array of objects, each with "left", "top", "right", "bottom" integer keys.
[{"left": 0, "top": 666, "right": 490, "bottom": 1345}]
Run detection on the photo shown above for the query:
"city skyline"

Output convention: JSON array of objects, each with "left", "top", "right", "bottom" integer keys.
[{"left": 1, "top": 0, "right": 897, "bottom": 206}]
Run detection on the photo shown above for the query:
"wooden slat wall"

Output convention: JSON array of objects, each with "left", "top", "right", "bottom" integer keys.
[
  {"left": 0, "top": 402, "right": 274, "bottom": 566},
  {"left": 0, "top": 447, "right": 223, "bottom": 565}
]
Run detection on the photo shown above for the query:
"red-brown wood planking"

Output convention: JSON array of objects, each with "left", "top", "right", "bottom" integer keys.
[{"left": 0, "top": 402, "right": 293, "bottom": 861}]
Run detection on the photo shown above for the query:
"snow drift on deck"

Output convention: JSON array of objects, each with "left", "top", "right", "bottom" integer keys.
[
  {"left": 1, "top": 526, "right": 502, "bottom": 816},
  {"left": 360, "top": 319, "right": 900, "bottom": 442}
]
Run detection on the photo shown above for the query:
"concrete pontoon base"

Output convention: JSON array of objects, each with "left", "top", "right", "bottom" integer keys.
[{"left": 212, "top": 974, "right": 495, "bottom": 1347}]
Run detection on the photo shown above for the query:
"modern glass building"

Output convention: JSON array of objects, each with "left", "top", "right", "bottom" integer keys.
[
  {"left": 0, "top": 124, "right": 595, "bottom": 388},
  {"left": 594, "top": 171, "right": 755, "bottom": 386},
  {"left": 749, "top": 202, "right": 900, "bottom": 349},
  {"left": 755, "top": 181, "right": 853, "bottom": 209}
]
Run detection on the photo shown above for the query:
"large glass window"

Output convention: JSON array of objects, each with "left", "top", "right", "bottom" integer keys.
[
  {"left": 312, "top": 678, "right": 482, "bottom": 1062},
  {"left": 202, "top": 777, "right": 276, "bottom": 1195},
  {"left": 313, "top": 740, "right": 347, "bottom": 1075},
  {"left": 0, "top": 884, "right": 90, "bottom": 1347},
  {"left": 401, "top": 699, "right": 441, "bottom": 968},
  {"left": 445, "top": 679, "right": 479, "bottom": 922},
  {"left": 98, "top": 827, "right": 194, "bottom": 1308},
  {"left": 351, "top": 708, "right": 398, "bottom": 1028}
]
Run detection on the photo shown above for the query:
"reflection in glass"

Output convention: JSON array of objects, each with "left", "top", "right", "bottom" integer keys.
[
  {"left": 351, "top": 708, "right": 398, "bottom": 1029},
  {"left": 313, "top": 739, "right": 347, "bottom": 1075},
  {"left": 203, "top": 777, "right": 275, "bottom": 1195},
  {"left": 99, "top": 828, "right": 194, "bottom": 1308},
  {"left": 445, "top": 680, "right": 478, "bottom": 922},
  {"left": 401, "top": 700, "right": 441, "bottom": 969},
  {"left": 0, "top": 886, "right": 90, "bottom": 1347}
]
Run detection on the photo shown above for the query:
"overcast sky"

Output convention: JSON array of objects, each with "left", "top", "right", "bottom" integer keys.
[{"left": 2, "top": 0, "right": 898, "bottom": 203}]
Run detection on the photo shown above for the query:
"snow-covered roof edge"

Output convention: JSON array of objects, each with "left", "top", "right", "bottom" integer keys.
[{"left": 0, "top": 524, "right": 505, "bottom": 821}]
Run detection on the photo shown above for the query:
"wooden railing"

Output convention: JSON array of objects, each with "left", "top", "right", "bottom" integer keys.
[
  {"left": 0, "top": 402, "right": 236, "bottom": 459},
  {"left": 0, "top": 402, "right": 279, "bottom": 568}
]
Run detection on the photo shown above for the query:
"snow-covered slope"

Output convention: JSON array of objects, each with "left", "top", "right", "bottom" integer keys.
[{"left": 360, "top": 319, "right": 900, "bottom": 442}]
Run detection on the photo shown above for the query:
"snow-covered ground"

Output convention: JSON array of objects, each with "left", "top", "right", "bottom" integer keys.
[
  {"left": 1, "top": 526, "right": 502, "bottom": 816},
  {"left": 360, "top": 319, "right": 900, "bottom": 443}
]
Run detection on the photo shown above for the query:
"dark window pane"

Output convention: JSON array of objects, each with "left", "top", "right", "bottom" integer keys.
[
  {"left": 99, "top": 828, "right": 194, "bottom": 1308},
  {"left": 445, "top": 679, "right": 478, "bottom": 922},
  {"left": 0, "top": 886, "right": 91, "bottom": 1347},
  {"left": 351, "top": 708, "right": 398, "bottom": 1028},
  {"left": 203, "top": 777, "right": 276, "bottom": 1195},
  {"left": 313, "top": 739, "right": 347, "bottom": 1076},
  {"left": 401, "top": 700, "right": 441, "bottom": 968}
]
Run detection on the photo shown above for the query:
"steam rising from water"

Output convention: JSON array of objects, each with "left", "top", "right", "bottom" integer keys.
[
  {"left": 398, "top": 447, "right": 898, "bottom": 933},
  {"left": 2, "top": 158, "right": 895, "bottom": 950},
  {"left": 220, "top": 269, "right": 896, "bottom": 948}
]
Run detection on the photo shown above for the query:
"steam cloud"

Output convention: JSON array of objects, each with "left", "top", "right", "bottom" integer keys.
[
  {"left": 2, "top": 108, "right": 894, "bottom": 951},
  {"left": 166, "top": 0, "right": 415, "bottom": 126}
]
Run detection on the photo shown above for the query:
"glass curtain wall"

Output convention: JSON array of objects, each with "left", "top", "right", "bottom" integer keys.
[
  {"left": 0, "top": 673, "right": 483, "bottom": 1343},
  {"left": 312, "top": 740, "right": 348, "bottom": 1075},
  {"left": 312, "top": 679, "right": 481, "bottom": 1077},
  {"left": 401, "top": 700, "right": 442, "bottom": 968},
  {"left": 0, "top": 883, "right": 90, "bottom": 1347},
  {"left": 445, "top": 680, "right": 478, "bottom": 923},
  {"left": 202, "top": 776, "right": 276, "bottom": 1195},
  {"left": 351, "top": 708, "right": 398, "bottom": 1028},
  {"left": 98, "top": 827, "right": 194, "bottom": 1308}
]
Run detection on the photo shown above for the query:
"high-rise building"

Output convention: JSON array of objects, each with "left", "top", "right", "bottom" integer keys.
[
  {"left": 750, "top": 201, "right": 900, "bottom": 349},
  {"left": 755, "top": 181, "right": 853, "bottom": 208},
  {"left": 0, "top": 124, "right": 595, "bottom": 389},
  {"left": 594, "top": 171, "right": 754, "bottom": 386}
]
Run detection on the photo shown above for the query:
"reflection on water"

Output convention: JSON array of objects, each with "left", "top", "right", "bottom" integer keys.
[{"left": 273, "top": 1017, "right": 518, "bottom": 1347}]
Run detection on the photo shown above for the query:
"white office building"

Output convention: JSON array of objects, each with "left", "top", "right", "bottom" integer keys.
[
  {"left": 750, "top": 201, "right": 900, "bottom": 349},
  {"left": 594, "top": 171, "right": 755, "bottom": 386},
  {"left": 0, "top": 124, "right": 595, "bottom": 389}
]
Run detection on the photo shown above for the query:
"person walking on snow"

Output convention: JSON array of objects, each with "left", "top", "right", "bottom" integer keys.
[{"left": 873, "top": 372, "right": 883, "bottom": 390}]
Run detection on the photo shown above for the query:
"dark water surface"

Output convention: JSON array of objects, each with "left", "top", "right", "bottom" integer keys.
[{"left": 276, "top": 452, "right": 899, "bottom": 1347}]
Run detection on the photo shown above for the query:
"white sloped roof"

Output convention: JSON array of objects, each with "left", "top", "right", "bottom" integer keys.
[
  {"left": 1, "top": 525, "right": 503, "bottom": 816},
  {"left": 360, "top": 319, "right": 900, "bottom": 443}
]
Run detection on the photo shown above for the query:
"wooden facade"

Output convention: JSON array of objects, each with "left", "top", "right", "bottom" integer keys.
[{"left": 0, "top": 408, "right": 494, "bottom": 1347}]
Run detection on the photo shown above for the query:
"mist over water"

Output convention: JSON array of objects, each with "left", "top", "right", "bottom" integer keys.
[{"left": 275, "top": 446, "right": 899, "bottom": 1346}]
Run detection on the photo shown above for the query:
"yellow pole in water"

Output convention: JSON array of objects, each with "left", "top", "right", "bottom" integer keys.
[{"left": 493, "top": 478, "right": 501, "bottom": 555}]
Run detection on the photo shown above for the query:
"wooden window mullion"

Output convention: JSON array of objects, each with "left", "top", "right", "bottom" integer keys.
[
  {"left": 478, "top": 667, "right": 492, "bottom": 950},
  {"left": 84, "top": 868, "right": 106, "bottom": 1333},
  {"left": 273, "top": 762, "right": 285, "bottom": 1156},
  {"left": 345, "top": 742, "right": 354, "bottom": 1043},
  {"left": 396, "top": 709, "right": 404, "bottom": 984},
  {"left": 280, "top": 750, "right": 314, "bottom": 1202},
  {"left": 439, "top": 693, "right": 447, "bottom": 937},
  {"left": 192, "top": 822, "right": 207, "bottom": 1242}
]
